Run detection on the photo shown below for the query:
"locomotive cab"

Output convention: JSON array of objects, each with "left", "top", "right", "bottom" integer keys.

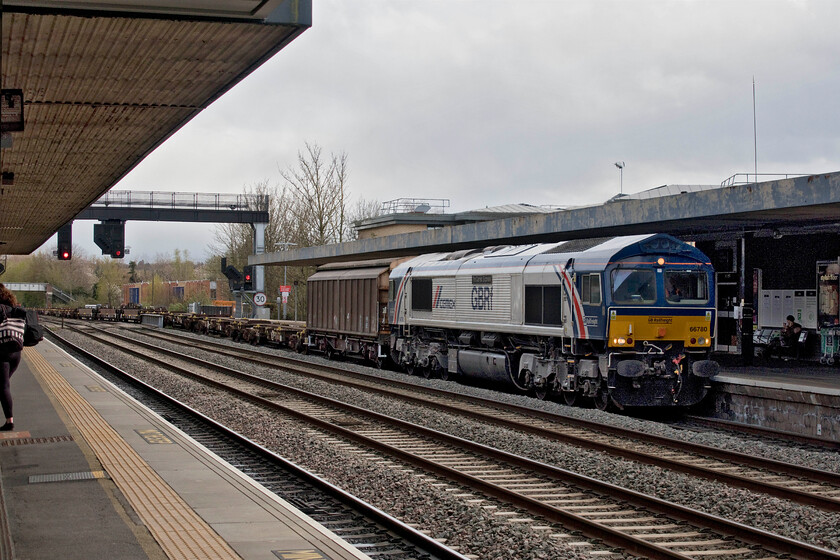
[{"left": 604, "top": 244, "right": 718, "bottom": 407}]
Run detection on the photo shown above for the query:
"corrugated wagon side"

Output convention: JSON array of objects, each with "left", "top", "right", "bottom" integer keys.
[{"left": 306, "top": 260, "right": 393, "bottom": 365}]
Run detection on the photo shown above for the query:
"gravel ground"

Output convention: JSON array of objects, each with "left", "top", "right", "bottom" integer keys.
[{"left": 56, "top": 325, "right": 840, "bottom": 557}]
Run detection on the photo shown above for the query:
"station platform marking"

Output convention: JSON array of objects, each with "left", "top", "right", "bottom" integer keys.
[{"left": 25, "top": 348, "right": 241, "bottom": 560}]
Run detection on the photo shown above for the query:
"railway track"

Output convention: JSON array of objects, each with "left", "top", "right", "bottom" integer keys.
[
  {"left": 51, "top": 322, "right": 840, "bottom": 560},
  {"left": 674, "top": 416, "right": 840, "bottom": 451},
  {"left": 92, "top": 322, "right": 840, "bottom": 513},
  {"left": 45, "top": 325, "right": 468, "bottom": 560}
]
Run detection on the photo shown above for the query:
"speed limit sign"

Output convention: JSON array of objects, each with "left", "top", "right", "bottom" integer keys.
[{"left": 253, "top": 292, "right": 267, "bottom": 306}]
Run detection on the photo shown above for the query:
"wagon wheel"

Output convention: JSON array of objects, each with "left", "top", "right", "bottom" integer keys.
[
  {"left": 534, "top": 385, "right": 550, "bottom": 401},
  {"left": 439, "top": 368, "right": 450, "bottom": 381},
  {"left": 325, "top": 346, "right": 335, "bottom": 361},
  {"left": 405, "top": 364, "right": 416, "bottom": 376},
  {"left": 562, "top": 390, "right": 578, "bottom": 406},
  {"left": 594, "top": 385, "right": 614, "bottom": 412},
  {"left": 421, "top": 366, "right": 433, "bottom": 379}
]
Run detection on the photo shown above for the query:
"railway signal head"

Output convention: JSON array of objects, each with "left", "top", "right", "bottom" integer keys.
[
  {"left": 93, "top": 220, "right": 125, "bottom": 259},
  {"left": 242, "top": 266, "right": 254, "bottom": 291},
  {"left": 57, "top": 222, "right": 72, "bottom": 260}
]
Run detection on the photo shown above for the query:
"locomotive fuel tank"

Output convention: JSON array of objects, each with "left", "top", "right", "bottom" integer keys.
[{"left": 454, "top": 349, "right": 515, "bottom": 385}]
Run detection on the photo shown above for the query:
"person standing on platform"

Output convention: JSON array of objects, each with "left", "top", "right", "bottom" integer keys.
[{"left": 0, "top": 283, "right": 24, "bottom": 431}]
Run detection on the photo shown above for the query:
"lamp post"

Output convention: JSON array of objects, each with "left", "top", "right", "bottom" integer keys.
[{"left": 614, "top": 161, "right": 625, "bottom": 194}]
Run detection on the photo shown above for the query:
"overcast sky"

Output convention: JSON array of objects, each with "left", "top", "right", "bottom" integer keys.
[{"left": 44, "top": 0, "right": 840, "bottom": 262}]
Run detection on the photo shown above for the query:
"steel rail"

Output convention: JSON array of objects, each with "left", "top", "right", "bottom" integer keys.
[
  {"left": 124, "top": 324, "right": 840, "bottom": 512},
  {"left": 45, "top": 327, "right": 470, "bottom": 560},
  {"left": 64, "top": 324, "right": 840, "bottom": 560}
]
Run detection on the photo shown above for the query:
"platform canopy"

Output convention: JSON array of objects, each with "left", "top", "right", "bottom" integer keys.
[
  {"left": 1, "top": 0, "right": 311, "bottom": 255},
  {"left": 250, "top": 172, "right": 840, "bottom": 267}
]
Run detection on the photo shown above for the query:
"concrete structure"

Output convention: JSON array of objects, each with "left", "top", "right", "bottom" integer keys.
[
  {"left": 253, "top": 173, "right": 840, "bottom": 267},
  {"left": 355, "top": 201, "right": 559, "bottom": 240},
  {"left": 1, "top": 1, "right": 311, "bottom": 255},
  {"left": 708, "top": 365, "right": 840, "bottom": 442},
  {"left": 0, "top": 340, "right": 373, "bottom": 559}
]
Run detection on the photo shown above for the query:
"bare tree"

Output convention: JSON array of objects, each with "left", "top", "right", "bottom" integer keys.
[
  {"left": 280, "top": 142, "right": 352, "bottom": 246},
  {"left": 209, "top": 143, "right": 381, "bottom": 316}
]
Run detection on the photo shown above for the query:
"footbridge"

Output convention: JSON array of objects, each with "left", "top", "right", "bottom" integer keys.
[
  {"left": 2, "top": 283, "right": 74, "bottom": 306},
  {"left": 75, "top": 191, "right": 269, "bottom": 224}
]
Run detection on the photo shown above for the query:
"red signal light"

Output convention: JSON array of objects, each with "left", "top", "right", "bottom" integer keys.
[{"left": 62, "top": 251, "right": 70, "bottom": 259}]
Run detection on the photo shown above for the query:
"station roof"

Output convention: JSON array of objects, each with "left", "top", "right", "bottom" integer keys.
[
  {"left": 0, "top": 0, "right": 311, "bottom": 255},
  {"left": 251, "top": 171, "right": 840, "bottom": 267},
  {"left": 354, "top": 203, "right": 559, "bottom": 235}
]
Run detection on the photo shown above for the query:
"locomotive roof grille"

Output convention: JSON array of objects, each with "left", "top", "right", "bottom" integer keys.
[{"left": 541, "top": 237, "right": 615, "bottom": 254}]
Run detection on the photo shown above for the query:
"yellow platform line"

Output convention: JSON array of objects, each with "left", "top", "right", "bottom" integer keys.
[{"left": 25, "top": 349, "right": 241, "bottom": 560}]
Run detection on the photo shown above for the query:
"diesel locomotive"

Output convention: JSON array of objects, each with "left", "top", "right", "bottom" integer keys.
[{"left": 386, "top": 233, "right": 719, "bottom": 409}]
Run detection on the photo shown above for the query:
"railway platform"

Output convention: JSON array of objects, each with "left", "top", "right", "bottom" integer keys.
[
  {"left": 0, "top": 340, "right": 371, "bottom": 560},
  {"left": 706, "top": 357, "right": 840, "bottom": 443}
]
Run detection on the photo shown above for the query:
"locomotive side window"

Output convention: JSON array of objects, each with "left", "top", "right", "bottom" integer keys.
[
  {"left": 525, "top": 285, "right": 563, "bottom": 325},
  {"left": 389, "top": 280, "right": 396, "bottom": 301},
  {"left": 525, "top": 286, "right": 542, "bottom": 324},
  {"left": 581, "top": 274, "right": 601, "bottom": 305},
  {"left": 412, "top": 278, "right": 433, "bottom": 311},
  {"left": 611, "top": 269, "right": 656, "bottom": 304},
  {"left": 543, "top": 286, "right": 562, "bottom": 324},
  {"left": 664, "top": 270, "right": 709, "bottom": 304}
]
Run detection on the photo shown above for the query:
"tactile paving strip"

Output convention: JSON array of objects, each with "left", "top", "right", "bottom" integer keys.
[{"left": 25, "top": 349, "right": 241, "bottom": 560}]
